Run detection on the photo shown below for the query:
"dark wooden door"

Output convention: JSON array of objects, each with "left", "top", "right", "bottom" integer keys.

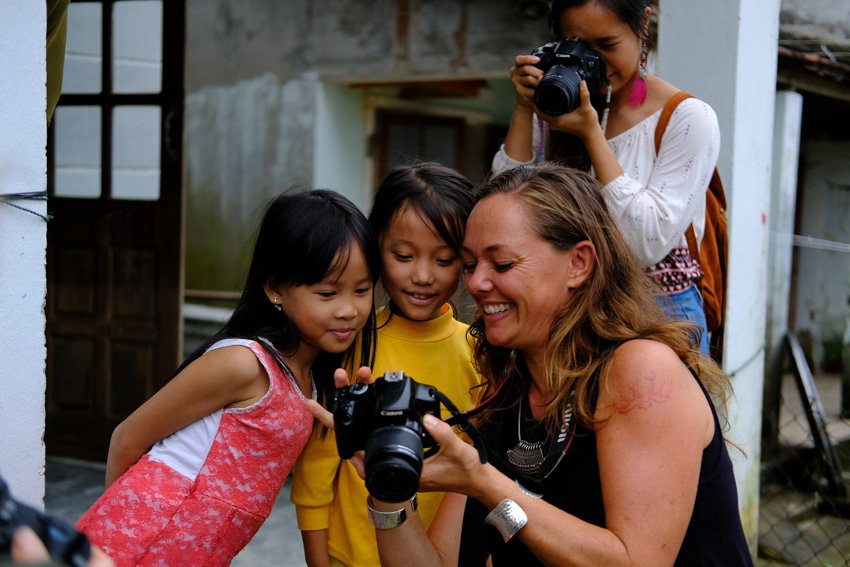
[
  {"left": 374, "top": 109, "right": 466, "bottom": 187},
  {"left": 46, "top": 0, "right": 185, "bottom": 461}
]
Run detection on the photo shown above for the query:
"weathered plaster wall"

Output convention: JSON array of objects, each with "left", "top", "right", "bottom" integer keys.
[
  {"left": 780, "top": 0, "right": 850, "bottom": 39},
  {"left": 0, "top": 0, "right": 47, "bottom": 507},
  {"left": 776, "top": 0, "right": 850, "bottom": 370},
  {"left": 187, "top": 1, "right": 547, "bottom": 91},
  {"left": 184, "top": 74, "right": 318, "bottom": 289},
  {"left": 184, "top": 0, "right": 548, "bottom": 291},
  {"left": 793, "top": 139, "right": 850, "bottom": 367}
]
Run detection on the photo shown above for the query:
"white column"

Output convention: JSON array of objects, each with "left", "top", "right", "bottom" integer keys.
[
  {"left": 0, "top": 1, "right": 48, "bottom": 506},
  {"left": 763, "top": 91, "right": 803, "bottom": 454},
  {"left": 657, "top": 0, "right": 781, "bottom": 549}
]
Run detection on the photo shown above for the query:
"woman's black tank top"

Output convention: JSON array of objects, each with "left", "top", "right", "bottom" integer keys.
[{"left": 458, "top": 374, "right": 752, "bottom": 566}]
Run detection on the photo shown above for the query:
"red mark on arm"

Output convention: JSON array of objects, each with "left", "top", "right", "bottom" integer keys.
[{"left": 614, "top": 372, "right": 673, "bottom": 414}]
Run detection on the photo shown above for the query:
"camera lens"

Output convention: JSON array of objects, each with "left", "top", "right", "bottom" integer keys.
[
  {"left": 534, "top": 64, "right": 582, "bottom": 116},
  {"left": 364, "top": 426, "right": 424, "bottom": 503}
]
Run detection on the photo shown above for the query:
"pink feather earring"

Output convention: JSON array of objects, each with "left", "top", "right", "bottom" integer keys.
[{"left": 628, "top": 41, "right": 649, "bottom": 107}]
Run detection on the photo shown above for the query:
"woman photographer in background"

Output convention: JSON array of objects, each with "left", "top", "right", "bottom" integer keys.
[
  {"left": 312, "top": 164, "right": 751, "bottom": 566},
  {"left": 492, "top": 0, "right": 720, "bottom": 356}
]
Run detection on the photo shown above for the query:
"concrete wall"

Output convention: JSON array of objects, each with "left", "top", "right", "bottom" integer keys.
[
  {"left": 186, "top": 1, "right": 548, "bottom": 91},
  {"left": 777, "top": 0, "right": 850, "bottom": 372},
  {"left": 763, "top": 91, "right": 803, "bottom": 453},
  {"left": 780, "top": 0, "right": 850, "bottom": 39},
  {"left": 0, "top": 0, "right": 47, "bottom": 507},
  {"left": 793, "top": 139, "right": 850, "bottom": 367},
  {"left": 184, "top": 0, "right": 547, "bottom": 291},
  {"left": 184, "top": 73, "right": 318, "bottom": 290}
]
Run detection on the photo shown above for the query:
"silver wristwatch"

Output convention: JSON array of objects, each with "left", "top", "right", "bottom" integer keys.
[
  {"left": 485, "top": 498, "right": 528, "bottom": 542},
  {"left": 366, "top": 494, "right": 418, "bottom": 529}
]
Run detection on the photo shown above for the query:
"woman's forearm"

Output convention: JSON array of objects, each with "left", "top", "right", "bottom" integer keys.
[
  {"left": 582, "top": 126, "right": 623, "bottom": 186},
  {"left": 503, "top": 104, "right": 536, "bottom": 163},
  {"left": 469, "top": 466, "right": 633, "bottom": 567},
  {"left": 374, "top": 498, "right": 453, "bottom": 567}
]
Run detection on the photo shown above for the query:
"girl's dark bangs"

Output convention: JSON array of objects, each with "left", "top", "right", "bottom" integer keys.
[
  {"left": 411, "top": 195, "right": 465, "bottom": 251},
  {"left": 291, "top": 231, "right": 354, "bottom": 286},
  {"left": 281, "top": 202, "right": 353, "bottom": 286}
]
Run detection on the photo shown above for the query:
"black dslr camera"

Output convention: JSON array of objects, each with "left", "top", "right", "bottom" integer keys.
[
  {"left": 333, "top": 371, "right": 441, "bottom": 503},
  {"left": 0, "top": 477, "right": 91, "bottom": 566},
  {"left": 531, "top": 38, "right": 608, "bottom": 116}
]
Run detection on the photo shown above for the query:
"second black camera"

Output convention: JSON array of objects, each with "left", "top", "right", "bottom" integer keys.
[{"left": 0, "top": 477, "right": 91, "bottom": 567}]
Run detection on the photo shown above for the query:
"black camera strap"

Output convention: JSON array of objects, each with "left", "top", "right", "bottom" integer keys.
[{"left": 428, "top": 388, "right": 490, "bottom": 465}]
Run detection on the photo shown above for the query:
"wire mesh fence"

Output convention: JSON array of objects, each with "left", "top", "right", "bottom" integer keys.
[{"left": 758, "top": 334, "right": 850, "bottom": 565}]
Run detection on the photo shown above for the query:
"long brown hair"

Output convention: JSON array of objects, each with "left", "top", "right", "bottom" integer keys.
[{"left": 468, "top": 163, "right": 729, "bottom": 435}]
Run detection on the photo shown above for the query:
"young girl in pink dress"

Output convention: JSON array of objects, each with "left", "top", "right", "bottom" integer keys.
[{"left": 76, "top": 189, "right": 379, "bottom": 566}]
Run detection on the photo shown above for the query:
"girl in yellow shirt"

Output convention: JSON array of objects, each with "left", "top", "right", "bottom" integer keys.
[{"left": 291, "top": 162, "right": 481, "bottom": 567}]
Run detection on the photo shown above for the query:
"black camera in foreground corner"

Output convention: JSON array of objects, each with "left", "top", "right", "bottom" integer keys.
[
  {"left": 531, "top": 38, "right": 608, "bottom": 116},
  {"left": 333, "top": 371, "right": 442, "bottom": 503},
  {"left": 0, "top": 477, "right": 91, "bottom": 567}
]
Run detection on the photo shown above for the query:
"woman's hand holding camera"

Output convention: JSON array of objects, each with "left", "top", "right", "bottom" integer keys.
[
  {"left": 416, "top": 414, "right": 489, "bottom": 500},
  {"left": 510, "top": 55, "right": 543, "bottom": 109},
  {"left": 536, "top": 80, "right": 603, "bottom": 140},
  {"left": 304, "top": 367, "right": 487, "bottom": 503}
]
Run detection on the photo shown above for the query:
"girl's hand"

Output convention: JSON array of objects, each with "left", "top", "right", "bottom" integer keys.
[
  {"left": 417, "top": 414, "right": 487, "bottom": 498},
  {"left": 305, "top": 367, "right": 374, "bottom": 428},
  {"left": 304, "top": 367, "right": 371, "bottom": 477},
  {"left": 510, "top": 54, "right": 543, "bottom": 109},
  {"left": 538, "top": 80, "right": 603, "bottom": 140}
]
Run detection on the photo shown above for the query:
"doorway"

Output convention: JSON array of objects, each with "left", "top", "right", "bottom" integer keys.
[{"left": 46, "top": 0, "right": 185, "bottom": 460}]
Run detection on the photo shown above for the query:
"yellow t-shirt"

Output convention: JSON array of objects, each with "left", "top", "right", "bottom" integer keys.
[{"left": 291, "top": 304, "right": 481, "bottom": 567}]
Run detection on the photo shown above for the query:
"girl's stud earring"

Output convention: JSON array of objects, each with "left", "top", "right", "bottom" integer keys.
[{"left": 272, "top": 300, "right": 282, "bottom": 312}]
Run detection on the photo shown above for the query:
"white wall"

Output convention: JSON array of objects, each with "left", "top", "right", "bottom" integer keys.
[
  {"left": 183, "top": 73, "right": 318, "bottom": 290},
  {"left": 794, "top": 139, "right": 850, "bottom": 360},
  {"left": 767, "top": 92, "right": 803, "bottom": 341},
  {"left": 780, "top": 0, "right": 850, "bottom": 38},
  {"left": 0, "top": 0, "right": 48, "bottom": 507},
  {"left": 313, "top": 81, "right": 368, "bottom": 210},
  {"left": 657, "top": 0, "right": 781, "bottom": 548}
]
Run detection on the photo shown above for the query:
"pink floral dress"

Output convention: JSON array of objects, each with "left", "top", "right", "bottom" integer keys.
[{"left": 77, "top": 339, "right": 315, "bottom": 566}]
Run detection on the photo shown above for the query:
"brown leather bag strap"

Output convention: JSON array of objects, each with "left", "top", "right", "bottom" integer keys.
[
  {"left": 684, "top": 225, "right": 700, "bottom": 261},
  {"left": 655, "top": 91, "right": 699, "bottom": 257},
  {"left": 654, "top": 91, "right": 693, "bottom": 153}
]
